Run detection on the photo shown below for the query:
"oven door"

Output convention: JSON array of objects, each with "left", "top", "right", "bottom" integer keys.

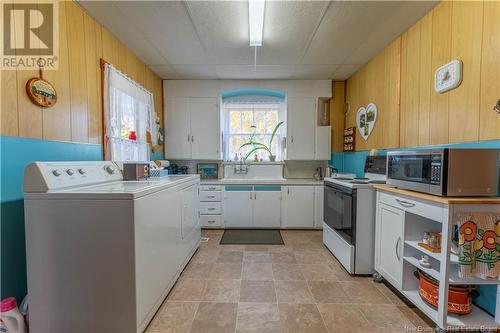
[{"left": 323, "top": 184, "right": 356, "bottom": 245}]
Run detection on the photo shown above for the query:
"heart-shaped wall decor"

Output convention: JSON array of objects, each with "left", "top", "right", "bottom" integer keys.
[{"left": 356, "top": 103, "right": 377, "bottom": 140}]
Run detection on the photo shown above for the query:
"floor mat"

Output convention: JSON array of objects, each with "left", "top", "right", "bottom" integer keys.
[{"left": 220, "top": 229, "right": 284, "bottom": 245}]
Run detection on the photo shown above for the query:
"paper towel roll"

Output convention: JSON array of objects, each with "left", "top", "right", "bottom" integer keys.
[{"left": 154, "top": 160, "right": 170, "bottom": 168}]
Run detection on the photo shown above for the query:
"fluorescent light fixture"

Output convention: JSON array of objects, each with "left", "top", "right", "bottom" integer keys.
[{"left": 249, "top": 0, "right": 265, "bottom": 46}]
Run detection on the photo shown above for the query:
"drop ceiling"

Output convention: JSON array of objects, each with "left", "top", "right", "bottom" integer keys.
[{"left": 78, "top": 1, "right": 437, "bottom": 80}]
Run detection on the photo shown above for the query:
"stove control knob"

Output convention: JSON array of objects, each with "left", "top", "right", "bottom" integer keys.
[
  {"left": 104, "top": 165, "right": 115, "bottom": 174},
  {"left": 52, "top": 169, "right": 62, "bottom": 177},
  {"left": 78, "top": 168, "right": 86, "bottom": 175},
  {"left": 66, "top": 169, "right": 75, "bottom": 176}
]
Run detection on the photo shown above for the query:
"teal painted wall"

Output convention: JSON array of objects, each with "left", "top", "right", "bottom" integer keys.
[
  {"left": 330, "top": 139, "right": 500, "bottom": 315},
  {"left": 1, "top": 136, "right": 104, "bottom": 302},
  {"left": 1, "top": 136, "right": 165, "bottom": 303}
]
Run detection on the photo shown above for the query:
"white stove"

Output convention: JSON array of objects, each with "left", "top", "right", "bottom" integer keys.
[
  {"left": 323, "top": 156, "right": 386, "bottom": 274},
  {"left": 324, "top": 172, "right": 387, "bottom": 189}
]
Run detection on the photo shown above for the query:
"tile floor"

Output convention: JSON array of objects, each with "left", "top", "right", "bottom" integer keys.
[{"left": 146, "top": 229, "right": 434, "bottom": 333}]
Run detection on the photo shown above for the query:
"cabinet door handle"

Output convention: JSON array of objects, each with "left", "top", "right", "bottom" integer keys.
[
  {"left": 187, "top": 135, "right": 191, "bottom": 142},
  {"left": 395, "top": 198, "right": 415, "bottom": 207},
  {"left": 208, "top": 208, "right": 216, "bottom": 211},
  {"left": 255, "top": 192, "right": 257, "bottom": 200},
  {"left": 291, "top": 136, "right": 294, "bottom": 143},
  {"left": 395, "top": 237, "right": 401, "bottom": 261},
  {"left": 208, "top": 220, "right": 215, "bottom": 224},
  {"left": 208, "top": 195, "right": 216, "bottom": 199},
  {"left": 191, "top": 135, "right": 194, "bottom": 142},
  {"left": 250, "top": 193, "right": 252, "bottom": 200}
]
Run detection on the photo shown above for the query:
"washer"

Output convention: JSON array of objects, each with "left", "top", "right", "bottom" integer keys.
[{"left": 24, "top": 161, "right": 200, "bottom": 333}]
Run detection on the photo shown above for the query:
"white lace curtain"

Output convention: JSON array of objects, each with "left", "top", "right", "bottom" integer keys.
[{"left": 103, "top": 63, "right": 158, "bottom": 161}]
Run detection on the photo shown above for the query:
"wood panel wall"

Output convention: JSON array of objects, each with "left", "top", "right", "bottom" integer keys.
[
  {"left": 345, "top": 38, "right": 401, "bottom": 150},
  {"left": 329, "top": 81, "right": 346, "bottom": 152},
  {"left": 0, "top": 1, "right": 163, "bottom": 149},
  {"left": 345, "top": 0, "right": 500, "bottom": 151}
]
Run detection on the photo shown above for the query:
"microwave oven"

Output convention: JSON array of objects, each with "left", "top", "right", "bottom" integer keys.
[{"left": 386, "top": 149, "right": 499, "bottom": 196}]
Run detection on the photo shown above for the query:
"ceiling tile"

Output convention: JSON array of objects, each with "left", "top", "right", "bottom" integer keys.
[
  {"left": 115, "top": 1, "right": 209, "bottom": 65},
  {"left": 171, "top": 65, "right": 218, "bottom": 79},
  {"left": 148, "top": 65, "right": 178, "bottom": 79},
  {"left": 293, "top": 65, "right": 339, "bottom": 79},
  {"left": 184, "top": 1, "right": 254, "bottom": 65},
  {"left": 78, "top": 1, "right": 167, "bottom": 65},
  {"left": 330, "top": 64, "right": 363, "bottom": 80},
  {"left": 257, "top": 1, "right": 329, "bottom": 65},
  {"left": 216, "top": 65, "right": 294, "bottom": 80}
]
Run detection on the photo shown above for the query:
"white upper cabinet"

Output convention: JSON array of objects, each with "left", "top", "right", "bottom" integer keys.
[
  {"left": 190, "top": 98, "right": 219, "bottom": 159},
  {"left": 315, "top": 126, "right": 331, "bottom": 161},
  {"left": 286, "top": 98, "right": 316, "bottom": 160},
  {"left": 165, "top": 97, "right": 219, "bottom": 160},
  {"left": 165, "top": 98, "right": 191, "bottom": 159}
]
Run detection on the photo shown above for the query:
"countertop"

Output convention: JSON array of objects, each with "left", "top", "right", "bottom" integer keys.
[
  {"left": 373, "top": 184, "right": 500, "bottom": 205},
  {"left": 200, "top": 178, "right": 324, "bottom": 185}
]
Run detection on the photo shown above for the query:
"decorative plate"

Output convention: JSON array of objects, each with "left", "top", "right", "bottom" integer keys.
[
  {"left": 26, "top": 77, "right": 57, "bottom": 108},
  {"left": 356, "top": 103, "right": 377, "bottom": 140}
]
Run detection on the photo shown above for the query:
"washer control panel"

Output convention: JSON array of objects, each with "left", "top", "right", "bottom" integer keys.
[{"left": 24, "top": 161, "right": 123, "bottom": 192}]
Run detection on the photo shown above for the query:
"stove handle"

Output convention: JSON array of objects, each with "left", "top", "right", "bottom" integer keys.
[{"left": 395, "top": 237, "right": 401, "bottom": 261}]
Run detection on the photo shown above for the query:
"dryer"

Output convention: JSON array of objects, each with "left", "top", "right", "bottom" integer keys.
[{"left": 24, "top": 162, "right": 200, "bottom": 333}]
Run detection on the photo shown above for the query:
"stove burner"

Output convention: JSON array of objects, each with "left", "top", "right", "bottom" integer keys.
[
  {"left": 368, "top": 180, "right": 386, "bottom": 184},
  {"left": 350, "top": 180, "right": 369, "bottom": 184}
]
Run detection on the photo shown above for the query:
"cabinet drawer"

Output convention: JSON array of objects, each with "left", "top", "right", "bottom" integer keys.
[
  {"left": 200, "top": 191, "right": 222, "bottom": 202},
  {"left": 200, "top": 202, "right": 222, "bottom": 215},
  {"left": 378, "top": 191, "right": 443, "bottom": 222},
  {"left": 200, "top": 185, "right": 221, "bottom": 191},
  {"left": 200, "top": 215, "right": 222, "bottom": 227}
]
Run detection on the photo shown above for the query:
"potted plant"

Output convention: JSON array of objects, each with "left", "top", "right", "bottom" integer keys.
[{"left": 239, "top": 121, "right": 284, "bottom": 162}]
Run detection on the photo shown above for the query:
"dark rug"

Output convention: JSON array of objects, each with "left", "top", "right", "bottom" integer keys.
[{"left": 220, "top": 229, "right": 284, "bottom": 245}]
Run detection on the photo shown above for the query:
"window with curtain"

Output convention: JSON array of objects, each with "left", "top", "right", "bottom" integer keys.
[
  {"left": 222, "top": 94, "right": 285, "bottom": 161},
  {"left": 103, "top": 63, "right": 158, "bottom": 161}
]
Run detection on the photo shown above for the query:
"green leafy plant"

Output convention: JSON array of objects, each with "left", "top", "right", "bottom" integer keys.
[{"left": 239, "top": 121, "right": 284, "bottom": 161}]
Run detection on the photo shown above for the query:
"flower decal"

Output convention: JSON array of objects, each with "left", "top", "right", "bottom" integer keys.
[
  {"left": 460, "top": 221, "right": 477, "bottom": 242},
  {"left": 482, "top": 231, "right": 497, "bottom": 250},
  {"left": 474, "top": 240, "right": 484, "bottom": 251}
]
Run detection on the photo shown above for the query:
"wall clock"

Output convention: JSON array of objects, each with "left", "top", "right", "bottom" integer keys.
[{"left": 434, "top": 60, "right": 462, "bottom": 94}]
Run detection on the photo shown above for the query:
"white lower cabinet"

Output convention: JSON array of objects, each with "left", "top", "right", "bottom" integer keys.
[
  {"left": 199, "top": 185, "right": 222, "bottom": 228},
  {"left": 282, "top": 185, "right": 315, "bottom": 228},
  {"left": 223, "top": 188, "right": 253, "bottom": 227},
  {"left": 223, "top": 186, "right": 282, "bottom": 228},
  {"left": 314, "top": 186, "right": 324, "bottom": 229},
  {"left": 253, "top": 188, "right": 281, "bottom": 228},
  {"left": 375, "top": 202, "right": 404, "bottom": 290}
]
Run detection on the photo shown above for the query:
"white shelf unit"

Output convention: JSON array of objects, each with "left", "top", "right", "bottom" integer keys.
[
  {"left": 376, "top": 189, "right": 500, "bottom": 330},
  {"left": 402, "top": 289, "right": 499, "bottom": 328}
]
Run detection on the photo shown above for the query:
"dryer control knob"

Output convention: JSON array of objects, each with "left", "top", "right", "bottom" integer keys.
[
  {"left": 105, "top": 165, "right": 115, "bottom": 174},
  {"left": 78, "top": 168, "right": 86, "bottom": 175},
  {"left": 52, "top": 169, "right": 62, "bottom": 177},
  {"left": 66, "top": 169, "right": 75, "bottom": 176}
]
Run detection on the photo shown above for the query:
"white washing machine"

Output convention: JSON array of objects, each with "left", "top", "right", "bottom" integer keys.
[{"left": 24, "top": 162, "right": 200, "bottom": 333}]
